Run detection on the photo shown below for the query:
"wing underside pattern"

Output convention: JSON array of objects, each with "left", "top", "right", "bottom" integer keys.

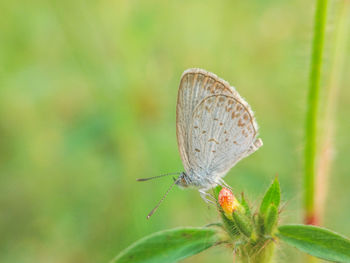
[
  {"left": 176, "top": 68, "right": 261, "bottom": 183},
  {"left": 190, "top": 95, "right": 259, "bottom": 180}
]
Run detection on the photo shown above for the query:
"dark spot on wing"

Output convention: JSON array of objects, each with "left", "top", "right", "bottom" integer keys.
[
  {"left": 238, "top": 119, "right": 245, "bottom": 127},
  {"left": 208, "top": 138, "right": 219, "bottom": 144}
]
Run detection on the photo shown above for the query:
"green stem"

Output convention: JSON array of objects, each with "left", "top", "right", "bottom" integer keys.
[
  {"left": 238, "top": 241, "right": 275, "bottom": 263},
  {"left": 304, "top": 0, "right": 328, "bottom": 225},
  {"left": 316, "top": 0, "right": 350, "bottom": 224}
]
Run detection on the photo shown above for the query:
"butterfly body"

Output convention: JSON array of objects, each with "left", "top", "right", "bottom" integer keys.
[
  {"left": 175, "top": 171, "right": 217, "bottom": 189},
  {"left": 176, "top": 68, "right": 262, "bottom": 198}
]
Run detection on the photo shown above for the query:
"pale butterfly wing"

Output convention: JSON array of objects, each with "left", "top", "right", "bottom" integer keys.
[
  {"left": 176, "top": 68, "right": 236, "bottom": 173},
  {"left": 189, "top": 94, "right": 262, "bottom": 181},
  {"left": 176, "top": 68, "right": 262, "bottom": 184}
]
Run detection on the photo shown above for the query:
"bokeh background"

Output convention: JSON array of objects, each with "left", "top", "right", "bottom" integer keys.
[{"left": 1, "top": 0, "right": 349, "bottom": 262}]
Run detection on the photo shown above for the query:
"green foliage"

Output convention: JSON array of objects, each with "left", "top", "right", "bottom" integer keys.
[
  {"left": 113, "top": 179, "right": 350, "bottom": 263},
  {"left": 232, "top": 211, "right": 252, "bottom": 238},
  {"left": 259, "top": 177, "right": 280, "bottom": 215},
  {"left": 220, "top": 211, "right": 240, "bottom": 240},
  {"left": 264, "top": 204, "right": 278, "bottom": 235},
  {"left": 113, "top": 227, "right": 221, "bottom": 263},
  {"left": 277, "top": 224, "right": 350, "bottom": 262},
  {"left": 215, "top": 180, "right": 281, "bottom": 262},
  {"left": 240, "top": 193, "right": 251, "bottom": 218}
]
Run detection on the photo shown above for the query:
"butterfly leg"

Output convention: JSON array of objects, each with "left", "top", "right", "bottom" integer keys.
[
  {"left": 218, "top": 179, "right": 233, "bottom": 192},
  {"left": 199, "top": 189, "right": 216, "bottom": 204}
]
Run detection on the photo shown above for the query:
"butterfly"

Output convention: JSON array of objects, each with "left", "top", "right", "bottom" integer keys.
[{"left": 139, "top": 68, "right": 262, "bottom": 218}]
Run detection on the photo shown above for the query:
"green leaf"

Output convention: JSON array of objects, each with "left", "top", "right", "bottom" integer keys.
[
  {"left": 260, "top": 177, "right": 280, "bottom": 215},
  {"left": 277, "top": 224, "right": 350, "bottom": 262},
  {"left": 264, "top": 204, "right": 278, "bottom": 235},
  {"left": 112, "top": 227, "right": 221, "bottom": 263},
  {"left": 240, "top": 193, "right": 251, "bottom": 217},
  {"left": 221, "top": 211, "right": 240, "bottom": 240},
  {"left": 232, "top": 211, "right": 252, "bottom": 238}
]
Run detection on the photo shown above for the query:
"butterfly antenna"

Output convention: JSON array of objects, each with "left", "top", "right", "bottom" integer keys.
[
  {"left": 136, "top": 172, "right": 181, "bottom": 182},
  {"left": 146, "top": 179, "right": 178, "bottom": 219}
]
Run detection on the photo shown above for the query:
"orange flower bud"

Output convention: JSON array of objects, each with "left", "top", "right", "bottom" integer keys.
[{"left": 218, "top": 187, "right": 238, "bottom": 219}]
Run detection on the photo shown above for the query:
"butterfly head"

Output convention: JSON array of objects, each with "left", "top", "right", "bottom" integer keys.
[{"left": 174, "top": 172, "right": 190, "bottom": 188}]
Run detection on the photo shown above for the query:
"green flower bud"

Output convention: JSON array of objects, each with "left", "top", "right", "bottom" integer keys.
[
  {"left": 240, "top": 193, "right": 251, "bottom": 217},
  {"left": 232, "top": 210, "right": 252, "bottom": 238},
  {"left": 264, "top": 204, "right": 278, "bottom": 235}
]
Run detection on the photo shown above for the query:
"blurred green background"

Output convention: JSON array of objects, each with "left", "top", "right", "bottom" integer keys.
[{"left": 1, "top": 0, "right": 349, "bottom": 262}]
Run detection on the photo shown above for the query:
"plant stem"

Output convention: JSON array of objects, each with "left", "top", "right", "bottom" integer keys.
[
  {"left": 316, "top": 0, "right": 350, "bottom": 224},
  {"left": 304, "top": 0, "right": 328, "bottom": 226},
  {"left": 238, "top": 241, "right": 275, "bottom": 263}
]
